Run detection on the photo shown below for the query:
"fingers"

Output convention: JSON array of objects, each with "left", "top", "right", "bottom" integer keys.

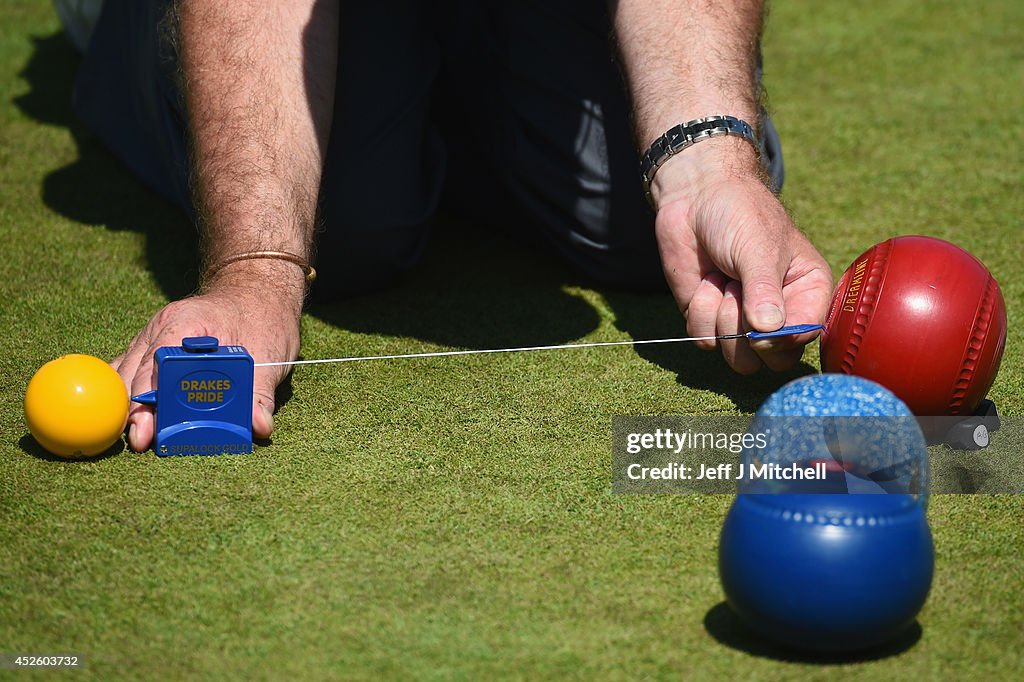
[
  {"left": 686, "top": 271, "right": 817, "bottom": 374},
  {"left": 746, "top": 237, "right": 834, "bottom": 363},
  {"left": 112, "top": 328, "right": 152, "bottom": 391},
  {"left": 127, "top": 406, "right": 156, "bottom": 452},
  {"left": 251, "top": 397, "right": 275, "bottom": 440},
  {"left": 681, "top": 264, "right": 790, "bottom": 373},
  {"left": 759, "top": 346, "right": 805, "bottom": 372},
  {"left": 127, "top": 352, "right": 158, "bottom": 451},
  {"left": 251, "top": 367, "right": 280, "bottom": 440},
  {"left": 112, "top": 327, "right": 158, "bottom": 451},
  {"left": 685, "top": 272, "right": 728, "bottom": 349},
  {"left": 717, "top": 280, "right": 763, "bottom": 374},
  {"left": 777, "top": 275, "right": 834, "bottom": 343},
  {"left": 734, "top": 240, "right": 788, "bottom": 333},
  {"left": 115, "top": 302, "right": 206, "bottom": 452}
]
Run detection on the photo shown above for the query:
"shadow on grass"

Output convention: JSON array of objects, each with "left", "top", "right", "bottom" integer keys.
[
  {"left": 309, "top": 219, "right": 601, "bottom": 350},
  {"left": 18, "top": 433, "right": 125, "bottom": 463},
  {"left": 606, "top": 293, "right": 818, "bottom": 412},
  {"left": 15, "top": 32, "right": 200, "bottom": 301},
  {"left": 704, "top": 601, "right": 922, "bottom": 663},
  {"left": 15, "top": 29, "right": 815, "bottom": 413}
]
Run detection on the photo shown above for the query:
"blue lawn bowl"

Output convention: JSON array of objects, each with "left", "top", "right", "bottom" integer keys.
[{"left": 719, "top": 374, "right": 934, "bottom": 653}]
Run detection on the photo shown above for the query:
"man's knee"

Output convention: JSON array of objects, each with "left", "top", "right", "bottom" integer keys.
[{"left": 73, "top": 0, "right": 191, "bottom": 211}]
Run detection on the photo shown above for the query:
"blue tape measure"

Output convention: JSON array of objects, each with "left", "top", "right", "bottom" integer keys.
[{"left": 132, "top": 336, "right": 253, "bottom": 456}]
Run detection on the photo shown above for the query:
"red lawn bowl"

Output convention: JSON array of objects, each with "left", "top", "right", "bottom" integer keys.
[{"left": 820, "top": 236, "right": 1006, "bottom": 417}]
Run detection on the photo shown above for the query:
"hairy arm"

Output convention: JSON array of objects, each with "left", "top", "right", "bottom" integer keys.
[
  {"left": 182, "top": 1, "right": 333, "bottom": 290},
  {"left": 614, "top": 0, "right": 763, "bottom": 180},
  {"left": 113, "top": 0, "right": 339, "bottom": 450},
  {"left": 612, "top": 0, "right": 831, "bottom": 373}
]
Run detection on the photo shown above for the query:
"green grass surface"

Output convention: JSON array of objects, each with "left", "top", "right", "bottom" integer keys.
[{"left": 2, "top": 1, "right": 1022, "bottom": 679}]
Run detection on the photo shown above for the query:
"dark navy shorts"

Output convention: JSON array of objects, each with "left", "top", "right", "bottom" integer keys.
[{"left": 74, "top": 1, "right": 783, "bottom": 300}]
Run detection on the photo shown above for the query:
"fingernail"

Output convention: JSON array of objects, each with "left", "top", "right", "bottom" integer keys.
[
  {"left": 260, "top": 404, "right": 274, "bottom": 433},
  {"left": 755, "top": 303, "right": 784, "bottom": 329}
]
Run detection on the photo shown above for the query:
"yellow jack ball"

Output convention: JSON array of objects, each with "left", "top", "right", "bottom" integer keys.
[{"left": 24, "top": 354, "right": 129, "bottom": 458}]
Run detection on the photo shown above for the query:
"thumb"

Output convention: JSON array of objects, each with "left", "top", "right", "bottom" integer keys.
[
  {"left": 736, "top": 247, "right": 787, "bottom": 332},
  {"left": 252, "top": 377, "right": 277, "bottom": 440}
]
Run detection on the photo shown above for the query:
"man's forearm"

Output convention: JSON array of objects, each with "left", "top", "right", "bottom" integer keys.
[
  {"left": 178, "top": 0, "right": 338, "bottom": 294},
  {"left": 610, "top": 0, "right": 765, "bottom": 206},
  {"left": 612, "top": 0, "right": 765, "bottom": 201}
]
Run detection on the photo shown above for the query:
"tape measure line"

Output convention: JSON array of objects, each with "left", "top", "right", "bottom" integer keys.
[{"left": 254, "top": 324, "right": 823, "bottom": 368}]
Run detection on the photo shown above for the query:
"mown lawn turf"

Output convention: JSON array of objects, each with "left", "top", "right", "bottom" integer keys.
[{"left": 1, "top": 1, "right": 1022, "bottom": 679}]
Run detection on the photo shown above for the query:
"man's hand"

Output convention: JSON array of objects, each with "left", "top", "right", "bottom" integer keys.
[
  {"left": 651, "top": 140, "right": 832, "bottom": 373},
  {"left": 111, "top": 263, "right": 304, "bottom": 452},
  {"left": 612, "top": 0, "right": 833, "bottom": 372}
]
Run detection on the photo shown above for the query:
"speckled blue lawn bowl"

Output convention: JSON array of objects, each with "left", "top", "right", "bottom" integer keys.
[{"left": 719, "top": 374, "right": 933, "bottom": 652}]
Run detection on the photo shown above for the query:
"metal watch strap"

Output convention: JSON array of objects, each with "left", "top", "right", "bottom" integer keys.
[{"left": 639, "top": 115, "right": 758, "bottom": 203}]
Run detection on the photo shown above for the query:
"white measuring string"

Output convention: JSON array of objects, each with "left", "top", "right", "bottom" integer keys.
[{"left": 254, "top": 333, "right": 744, "bottom": 367}]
